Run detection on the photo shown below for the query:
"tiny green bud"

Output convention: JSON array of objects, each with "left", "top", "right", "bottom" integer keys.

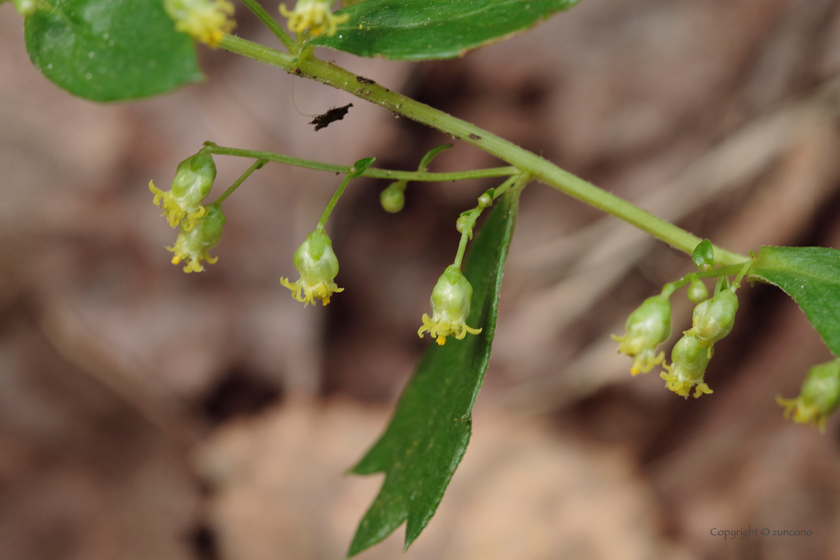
[
  {"left": 167, "top": 202, "right": 225, "bottom": 273},
  {"left": 612, "top": 295, "right": 671, "bottom": 375},
  {"left": 150, "top": 151, "right": 217, "bottom": 230},
  {"left": 660, "top": 334, "right": 714, "bottom": 398},
  {"left": 777, "top": 359, "right": 840, "bottom": 432},
  {"left": 380, "top": 182, "right": 406, "bottom": 213},
  {"left": 687, "top": 278, "right": 709, "bottom": 303},
  {"left": 686, "top": 288, "right": 739, "bottom": 345},
  {"left": 456, "top": 215, "right": 471, "bottom": 234},
  {"left": 418, "top": 265, "right": 482, "bottom": 345},
  {"left": 280, "top": 230, "right": 344, "bottom": 306},
  {"left": 477, "top": 192, "right": 493, "bottom": 208}
]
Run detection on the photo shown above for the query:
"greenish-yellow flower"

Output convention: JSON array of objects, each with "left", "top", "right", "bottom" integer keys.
[{"left": 417, "top": 265, "right": 482, "bottom": 345}]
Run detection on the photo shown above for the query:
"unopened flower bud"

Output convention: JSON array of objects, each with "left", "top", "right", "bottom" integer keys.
[
  {"left": 418, "top": 265, "right": 482, "bottom": 345},
  {"left": 456, "top": 215, "right": 471, "bottom": 234},
  {"left": 280, "top": 229, "right": 344, "bottom": 306},
  {"left": 477, "top": 192, "right": 493, "bottom": 208},
  {"left": 167, "top": 202, "right": 225, "bottom": 273},
  {"left": 686, "top": 288, "right": 738, "bottom": 346},
  {"left": 380, "top": 182, "right": 405, "bottom": 213},
  {"left": 150, "top": 152, "right": 217, "bottom": 230},
  {"left": 660, "top": 334, "right": 714, "bottom": 398},
  {"left": 687, "top": 278, "right": 709, "bottom": 303},
  {"left": 777, "top": 359, "right": 840, "bottom": 432},
  {"left": 612, "top": 295, "right": 671, "bottom": 375}
]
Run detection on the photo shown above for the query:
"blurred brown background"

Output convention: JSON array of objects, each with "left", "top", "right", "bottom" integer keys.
[{"left": 2, "top": 0, "right": 840, "bottom": 559}]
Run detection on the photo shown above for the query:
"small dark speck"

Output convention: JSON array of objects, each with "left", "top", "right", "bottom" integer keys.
[
  {"left": 468, "top": 133, "right": 481, "bottom": 140},
  {"left": 356, "top": 76, "right": 375, "bottom": 84},
  {"left": 294, "top": 68, "right": 301, "bottom": 74}
]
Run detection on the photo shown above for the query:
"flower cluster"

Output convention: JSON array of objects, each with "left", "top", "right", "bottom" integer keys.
[
  {"left": 615, "top": 281, "right": 741, "bottom": 399},
  {"left": 164, "top": 0, "right": 235, "bottom": 48},
  {"left": 280, "top": 230, "right": 344, "bottom": 306},
  {"left": 150, "top": 151, "right": 227, "bottom": 273},
  {"left": 279, "top": 0, "right": 349, "bottom": 37},
  {"left": 418, "top": 265, "right": 482, "bottom": 345}
]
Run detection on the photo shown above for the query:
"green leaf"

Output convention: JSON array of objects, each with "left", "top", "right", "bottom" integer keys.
[
  {"left": 24, "top": 0, "right": 203, "bottom": 102},
  {"left": 751, "top": 246, "right": 840, "bottom": 357},
  {"left": 307, "top": 0, "right": 580, "bottom": 60},
  {"left": 349, "top": 157, "right": 376, "bottom": 178},
  {"left": 418, "top": 144, "right": 453, "bottom": 171},
  {"left": 348, "top": 189, "right": 521, "bottom": 556},
  {"left": 692, "top": 239, "right": 715, "bottom": 270}
]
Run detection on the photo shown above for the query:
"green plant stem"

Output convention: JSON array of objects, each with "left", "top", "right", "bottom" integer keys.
[
  {"left": 454, "top": 174, "right": 529, "bottom": 268},
  {"left": 213, "top": 158, "right": 267, "bottom": 205},
  {"left": 203, "top": 142, "right": 516, "bottom": 182},
  {"left": 218, "top": 34, "right": 749, "bottom": 266},
  {"left": 661, "top": 260, "right": 756, "bottom": 297},
  {"left": 238, "top": 0, "right": 296, "bottom": 52},
  {"left": 491, "top": 173, "right": 527, "bottom": 202},
  {"left": 317, "top": 173, "right": 353, "bottom": 230}
]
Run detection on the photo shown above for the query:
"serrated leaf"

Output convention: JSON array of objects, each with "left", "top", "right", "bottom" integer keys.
[
  {"left": 307, "top": 0, "right": 580, "bottom": 60},
  {"left": 692, "top": 239, "right": 714, "bottom": 270},
  {"left": 751, "top": 246, "right": 840, "bottom": 357},
  {"left": 24, "top": 0, "right": 203, "bottom": 102},
  {"left": 347, "top": 189, "right": 520, "bottom": 556}
]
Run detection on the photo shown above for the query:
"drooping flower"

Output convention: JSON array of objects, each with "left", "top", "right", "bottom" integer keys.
[
  {"left": 660, "top": 334, "right": 714, "bottom": 399},
  {"left": 164, "top": 0, "right": 235, "bottom": 48},
  {"left": 777, "top": 359, "right": 840, "bottom": 432},
  {"left": 167, "top": 202, "right": 226, "bottom": 273},
  {"left": 612, "top": 295, "right": 672, "bottom": 375},
  {"left": 280, "top": 229, "right": 344, "bottom": 306},
  {"left": 279, "top": 0, "right": 349, "bottom": 37},
  {"left": 685, "top": 288, "right": 739, "bottom": 347},
  {"left": 150, "top": 152, "right": 217, "bottom": 231},
  {"left": 418, "top": 265, "right": 482, "bottom": 345}
]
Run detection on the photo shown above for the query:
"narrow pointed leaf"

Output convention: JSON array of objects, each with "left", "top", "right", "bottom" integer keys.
[
  {"left": 307, "top": 0, "right": 580, "bottom": 60},
  {"left": 24, "top": 0, "right": 202, "bottom": 102},
  {"left": 347, "top": 189, "right": 520, "bottom": 556},
  {"left": 751, "top": 246, "right": 840, "bottom": 357}
]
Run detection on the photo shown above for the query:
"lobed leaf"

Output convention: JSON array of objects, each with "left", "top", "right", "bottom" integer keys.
[
  {"left": 24, "top": 0, "right": 202, "bottom": 102},
  {"left": 751, "top": 246, "right": 840, "bottom": 357},
  {"left": 307, "top": 0, "right": 580, "bottom": 60},
  {"left": 347, "top": 188, "right": 521, "bottom": 556}
]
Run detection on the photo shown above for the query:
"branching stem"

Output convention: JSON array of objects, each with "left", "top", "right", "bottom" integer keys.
[{"left": 217, "top": 34, "right": 749, "bottom": 267}]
